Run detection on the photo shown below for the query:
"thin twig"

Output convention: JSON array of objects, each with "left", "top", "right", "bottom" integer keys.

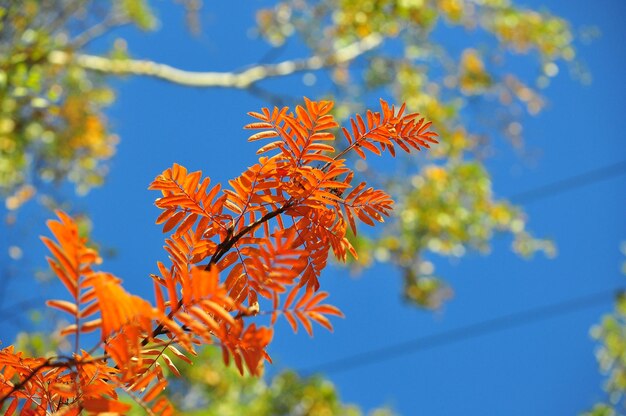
[
  {"left": 71, "top": 13, "right": 131, "bottom": 48},
  {"left": 0, "top": 355, "right": 109, "bottom": 406}
]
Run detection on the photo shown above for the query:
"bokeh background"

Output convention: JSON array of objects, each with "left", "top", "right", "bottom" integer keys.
[{"left": 1, "top": 1, "right": 625, "bottom": 414}]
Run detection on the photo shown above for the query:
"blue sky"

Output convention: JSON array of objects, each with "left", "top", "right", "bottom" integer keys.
[{"left": 2, "top": 1, "right": 625, "bottom": 414}]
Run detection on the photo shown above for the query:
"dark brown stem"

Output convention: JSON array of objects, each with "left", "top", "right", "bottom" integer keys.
[
  {"left": 206, "top": 201, "right": 293, "bottom": 268},
  {"left": 0, "top": 360, "right": 51, "bottom": 405},
  {"left": 0, "top": 355, "right": 108, "bottom": 406},
  {"left": 141, "top": 203, "right": 293, "bottom": 348}
]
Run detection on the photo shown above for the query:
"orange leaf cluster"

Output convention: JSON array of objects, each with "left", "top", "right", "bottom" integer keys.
[{"left": 0, "top": 99, "right": 436, "bottom": 414}]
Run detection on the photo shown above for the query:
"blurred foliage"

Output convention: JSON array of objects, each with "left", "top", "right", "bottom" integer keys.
[
  {"left": 584, "top": 245, "right": 626, "bottom": 416},
  {"left": 145, "top": 347, "right": 393, "bottom": 416},
  {"left": 584, "top": 404, "right": 619, "bottom": 416},
  {"left": 13, "top": 328, "right": 71, "bottom": 359},
  {"left": 258, "top": 0, "right": 573, "bottom": 60},
  {"left": 256, "top": 0, "right": 570, "bottom": 307},
  {"left": 12, "top": 329, "right": 391, "bottom": 415},
  {"left": 349, "top": 161, "right": 555, "bottom": 308},
  {"left": 0, "top": 0, "right": 155, "bottom": 202}
]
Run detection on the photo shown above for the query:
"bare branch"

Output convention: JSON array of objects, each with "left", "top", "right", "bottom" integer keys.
[
  {"left": 48, "top": 34, "right": 383, "bottom": 88},
  {"left": 71, "top": 13, "right": 132, "bottom": 48}
]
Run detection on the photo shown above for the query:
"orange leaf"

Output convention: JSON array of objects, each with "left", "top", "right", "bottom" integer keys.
[
  {"left": 46, "top": 299, "right": 78, "bottom": 316},
  {"left": 143, "top": 379, "right": 168, "bottom": 403},
  {"left": 162, "top": 354, "right": 181, "bottom": 377},
  {"left": 82, "top": 398, "right": 131, "bottom": 413},
  {"left": 163, "top": 210, "right": 186, "bottom": 233},
  {"left": 248, "top": 130, "right": 280, "bottom": 141}
]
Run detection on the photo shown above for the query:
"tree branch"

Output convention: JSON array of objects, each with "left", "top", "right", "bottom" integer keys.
[
  {"left": 207, "top": 201, "right": 294, "bottom": 268},
  {"left": 0, "top": 355, "right": 109, "bottom": 406},
  {"left": 48, "top": 34, "right": 383, "bottom": 88},
  {"left": 144, "top": 201, "right": 295, "bottom": 346},
  {"left": 70, "top": 13, "right": 132, "bottom": 49}
]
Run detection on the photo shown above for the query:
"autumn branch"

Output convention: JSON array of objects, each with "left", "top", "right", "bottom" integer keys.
[
  {"left": 207, "top": 201, "right": 294, "bottom": 267},
  {"left": 48, "top": 34, "right": 383, "bottom": 88},
  {"left": 0, "top": 355, "right": 109, "bottom": 406}
]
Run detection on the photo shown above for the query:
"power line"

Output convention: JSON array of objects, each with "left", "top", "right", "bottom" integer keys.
[
  {"left": 508, "top": 159, "right": 626, "bottom": 204},
  {"left": 297, "top": 161, "right": 626, "bottom": 376},
  {"left": 299, "top": 287, "right": 622, "bottom": 376}
]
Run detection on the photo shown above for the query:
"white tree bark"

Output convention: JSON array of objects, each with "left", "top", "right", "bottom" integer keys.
[{"left": 49, "top": 34, "right": 383, "bottom": 88}]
